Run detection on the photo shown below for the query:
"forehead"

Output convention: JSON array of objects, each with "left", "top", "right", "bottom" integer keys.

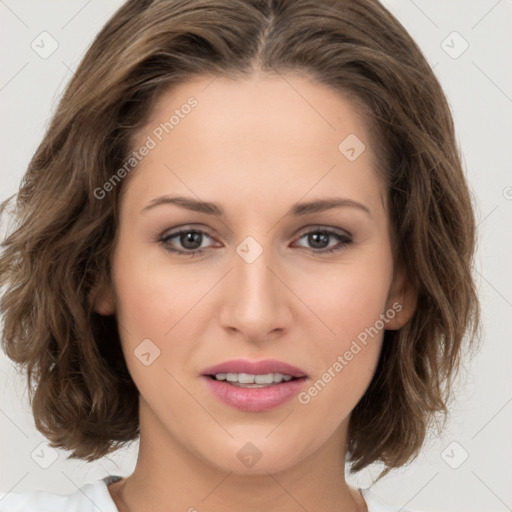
[
  {"left": 142, "top": 72, "right": 372, "bottom": 156},
  {"left": 124, "top": 73, "right": 385, "bottom": 218}
]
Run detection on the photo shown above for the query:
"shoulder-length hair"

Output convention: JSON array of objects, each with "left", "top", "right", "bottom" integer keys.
[{"left": 0, "top": 0, "right": 479, "bottom": 475}]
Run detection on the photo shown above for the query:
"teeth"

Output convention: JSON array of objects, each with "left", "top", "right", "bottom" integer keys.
[
  {"left": 214, "top": 372, "right": 294, "bottom": 385},
  {"left": 239, "top": 373, "right": 256, "bottom": 384},
  {"left": 254, "top": 374, "right": 274, "bottom": 384}
]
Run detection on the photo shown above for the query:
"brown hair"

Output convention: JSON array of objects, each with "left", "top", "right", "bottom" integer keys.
[{"left": 0, "top": 0, "right": 479, "bottom": 475}]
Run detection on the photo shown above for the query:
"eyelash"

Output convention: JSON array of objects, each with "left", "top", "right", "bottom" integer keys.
[{"left": 157, "top": 226, "right": 353, "bottom": 257}]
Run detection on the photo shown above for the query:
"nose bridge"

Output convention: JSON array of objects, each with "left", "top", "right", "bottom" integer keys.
[{"left": 219, "top": 236, "right": 290, "bottom": 338}]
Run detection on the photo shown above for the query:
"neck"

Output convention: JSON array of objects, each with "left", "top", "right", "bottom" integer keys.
[{"left": 108, "top": 400, "right": 367, "bottom": 512}]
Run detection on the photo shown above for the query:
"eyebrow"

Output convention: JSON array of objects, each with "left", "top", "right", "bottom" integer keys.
[{"left": 140, "top": 195, "right": 371, "bottom": 217}]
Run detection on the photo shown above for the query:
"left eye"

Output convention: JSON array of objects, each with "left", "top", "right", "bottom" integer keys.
[
  {"left": 158, "top": 227, "right": 352, "bottom": 256},
  {"left": 294, "top": 229, "right": 352, "bottom": 253}
]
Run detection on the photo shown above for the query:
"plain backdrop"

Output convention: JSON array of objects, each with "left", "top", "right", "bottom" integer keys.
[{"left": 1, "top": 1, "right": 511, "bottom": 511}]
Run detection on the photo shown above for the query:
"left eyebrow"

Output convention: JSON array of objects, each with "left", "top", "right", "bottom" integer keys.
[
  {"left": 140, "top": 195, "right": 371, "bottom": 217},
  {"left": 287, "top": 198, "right": 371, "bottom": 217}
]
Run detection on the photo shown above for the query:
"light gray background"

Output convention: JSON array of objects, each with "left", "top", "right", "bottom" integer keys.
[{"left": 0, "top": 1, "right": 511, "bottom": 511}]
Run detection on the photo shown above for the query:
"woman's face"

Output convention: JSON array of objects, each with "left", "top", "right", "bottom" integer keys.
[{"left": 98, "top": 73, "right": 412, "bottom": 474}]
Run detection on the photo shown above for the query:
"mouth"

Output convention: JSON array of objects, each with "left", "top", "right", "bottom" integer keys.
[
  {"left": 206, "top": 372, "right": 305, "bottom": 388},
  {"left": 200, "top": 359, "right": 308, "bottom": 412}
]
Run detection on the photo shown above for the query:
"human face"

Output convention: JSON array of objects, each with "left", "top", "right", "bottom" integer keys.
[{"left": 100, "top": 73, "right": 410, "bottom": 475}]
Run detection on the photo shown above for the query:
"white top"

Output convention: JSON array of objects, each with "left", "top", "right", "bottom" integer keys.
[{"left": 0, "top": 475, "right": 412, "bottom": 511}]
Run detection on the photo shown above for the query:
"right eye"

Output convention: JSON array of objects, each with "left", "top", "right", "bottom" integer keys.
[{"left": 158, "top": 228, "right": 218, "bottom": 256}]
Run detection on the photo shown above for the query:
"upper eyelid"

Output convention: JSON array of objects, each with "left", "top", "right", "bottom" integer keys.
[
  {"left": 159, "top": 225, "right": 353, "bottom": 246},
  {"left": 296, "top": 225, "right": 352, "bottom": 238},
  {"left": 160, "top": 226, "right": 215, "bottom": 241},
  {"left": 160, "top": 224, "right": 352, "bottom": 237}
]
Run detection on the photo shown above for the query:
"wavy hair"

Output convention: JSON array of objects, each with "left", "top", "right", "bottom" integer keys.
[{"left": 0, "top": 0, "right": 479, "bottom": 476}]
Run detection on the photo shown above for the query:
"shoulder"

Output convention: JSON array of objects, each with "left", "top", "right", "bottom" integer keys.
[
  {"left": 0, "top": 475, "right": 122, "bottom": 512},
  {"left": 361, "top": 488, "right": 415, "bottom": 512}
]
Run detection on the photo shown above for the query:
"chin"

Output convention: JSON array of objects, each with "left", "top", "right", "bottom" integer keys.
[{"left": 196, "top": 434, "right": 314, "bottom": 476}]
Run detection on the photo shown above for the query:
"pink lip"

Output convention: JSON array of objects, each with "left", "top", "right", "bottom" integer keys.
[
  {"left": 200, "top": 358, "right": 307, "bottom": 378},
  {"left": 200, "top": 359, "right": 308, "bottom": 412}
]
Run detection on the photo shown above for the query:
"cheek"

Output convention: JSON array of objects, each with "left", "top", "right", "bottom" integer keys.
[
  {"left": 110, "top": 244, "right": 203, "bottom": 406},
  {"left": 291, "top": 251, "right": 393, "bottom": 345},
  {"left": 110, "top": 238, "right": 219, "bottom": 396},
  {"left": 111, "top": 243, "right": 204, "bottom": 339},
  {"left": 291, "top": 247, "right": 393, "bottom": 408},
  {"left": 294, "top": 281, "right": 388, "bottom": 441}
]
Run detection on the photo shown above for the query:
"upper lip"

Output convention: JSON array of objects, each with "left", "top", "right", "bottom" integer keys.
[{"left": 201, "top": 359, "right": 308, "bottom": 378}]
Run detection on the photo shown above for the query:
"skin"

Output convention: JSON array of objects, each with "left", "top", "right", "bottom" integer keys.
[{"left": 96, "top": 72, "right": 416, "bottom": 512}]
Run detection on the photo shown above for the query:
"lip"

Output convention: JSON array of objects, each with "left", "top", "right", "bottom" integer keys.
[
  {"left": 200, "top": 359, "right": 308, "bottom": 412},
  {"left": 202, "top": 376, "right": 307, "bottom": 412},
  {"left": 200, "top": 358, "right": 308, "bottom": 378}
]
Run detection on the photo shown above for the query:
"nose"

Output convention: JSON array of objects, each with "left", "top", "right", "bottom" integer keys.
[{"left": 218, "top": 242, "right": 294, "bottom": 343}]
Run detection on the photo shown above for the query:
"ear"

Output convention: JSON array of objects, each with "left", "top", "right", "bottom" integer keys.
[
  {"left": 384, "top": 265, "right": 417, "bottom": 330},
  {"left": 91, "top": 276, "right": 116, "bottom": 316}
]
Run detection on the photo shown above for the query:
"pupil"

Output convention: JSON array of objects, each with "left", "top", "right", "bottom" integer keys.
[
  {"left": 309, "top": 232, "right": 328, "bottom": 249},
  {"left": 181, "top": 231, "right": 202, "bottom": 249}
]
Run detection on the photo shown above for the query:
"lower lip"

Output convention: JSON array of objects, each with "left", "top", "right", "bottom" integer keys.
[{"left": 202, "top": 376, "right": 307, "bottom": 412}]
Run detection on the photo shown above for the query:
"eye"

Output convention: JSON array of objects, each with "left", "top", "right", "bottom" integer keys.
[
  {"left": 158, "top": 228, "right": 216, "bottom": 256},
  {"left": 157, "top": 226, "right": 352, "bottom": 257},
  {"left": 293, "top": 228, "right": 352, "bottom": 254}
]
